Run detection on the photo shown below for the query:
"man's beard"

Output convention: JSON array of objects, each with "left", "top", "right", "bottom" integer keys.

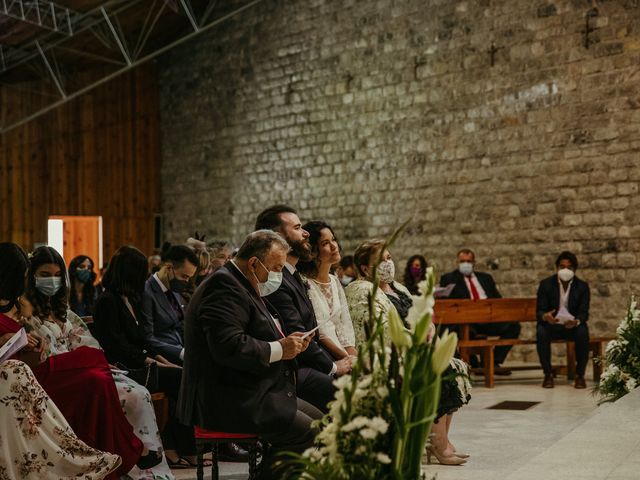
[{"left": 286, "top": 235, "right": 313, "bottom": 262}]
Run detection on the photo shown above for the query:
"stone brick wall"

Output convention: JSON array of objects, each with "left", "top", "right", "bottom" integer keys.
[{"left": 159, "top": 0, "right": 640, "bottom": 359}]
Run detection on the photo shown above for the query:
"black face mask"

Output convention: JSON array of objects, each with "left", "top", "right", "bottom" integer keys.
[{"left": 169, "top": 278, "right": 189, "bottom": 294}]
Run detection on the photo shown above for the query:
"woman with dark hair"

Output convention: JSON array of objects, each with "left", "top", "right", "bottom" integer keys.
[
  {"left": 402, "top": 254, "right": 428, "bottom": 295},
  {"left": 297, "top": 221, "right": 356, "bottom": 360},
  {"left": 94, "top": 246, "right": 197, "bottom": 468},
  {"left": 68, "top": 255, "right": 98, "bottom": 317},
  {"left": 21, "top": 246, "right": 174, "bottom": 479},
  {"left": 0, "top": 242, "right": 122, "bottom": 479}
]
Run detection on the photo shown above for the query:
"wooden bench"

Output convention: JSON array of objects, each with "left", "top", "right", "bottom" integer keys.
[
  {"left": 434, "top": 298, "right": 613, "bottom": 388},
  {"left": 458, "top": 336, "right": 613, "bottom": 388}
]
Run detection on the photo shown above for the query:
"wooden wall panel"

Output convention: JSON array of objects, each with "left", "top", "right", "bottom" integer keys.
[{"left": 0, "top": 64, "right": 161, "bottom": 260}]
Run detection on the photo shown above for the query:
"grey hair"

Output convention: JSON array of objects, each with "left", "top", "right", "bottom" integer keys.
[{"left": 235, "top": 230, "right": 290, "bottom": 261}]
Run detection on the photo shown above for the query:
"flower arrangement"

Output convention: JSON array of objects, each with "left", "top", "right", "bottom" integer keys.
[
  {"left": 282, "top": 227, "right": 457, "bottom": 479},
  {"left": 595, "top": 295, "right": 640, "bottom": 403}
]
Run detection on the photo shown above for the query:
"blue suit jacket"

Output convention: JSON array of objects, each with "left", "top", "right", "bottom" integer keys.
[{"left": 141, "top": 275, "right": 185, "bottom": 363}]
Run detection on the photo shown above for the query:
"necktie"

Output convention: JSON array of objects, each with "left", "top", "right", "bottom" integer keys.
[
  {"left": 293, "top": 269, "right": 304, "bottom": 287},
  {"left": 466, "top": 276, "right": 480, "bottom": 300}
]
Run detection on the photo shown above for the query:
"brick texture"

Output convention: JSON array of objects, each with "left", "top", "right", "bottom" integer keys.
[{"left": 159, "top": 0, "right": 640, "bottom": 359}]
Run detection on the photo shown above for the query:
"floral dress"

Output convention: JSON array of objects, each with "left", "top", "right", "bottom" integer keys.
[
  {"left": 23, "top": 311, "right": 175, "bottom": 480},
  {"left": 0, "top": 359, "right": 121, "bottom": 479}
]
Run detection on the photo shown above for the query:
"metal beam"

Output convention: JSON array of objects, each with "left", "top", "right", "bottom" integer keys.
[
  {"left": 100, "top": 6, "right": 130, "bottom": 65},
  {"left": 0, "top": 0, "right": 76, "bottom": 35},
  {"left": 1, "top": 0, "right": 265, "bottom": 135},
  {"left": 35, "top": 39, "right": 65, "bottom": 98}
]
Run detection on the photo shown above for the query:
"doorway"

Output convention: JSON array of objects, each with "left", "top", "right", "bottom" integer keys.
[{"left": 47, "top": 216, "right": 103, "bottom": 269}]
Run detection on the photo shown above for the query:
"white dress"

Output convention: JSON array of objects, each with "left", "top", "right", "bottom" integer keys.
[
  {"left": 306, "top": 274, "right": 356, "bottom": 355},
  {"left": 0, "top": 359, "right": 121, "bottom": 479},
  {"left": 24, "top": 311, "right": 175, "bottom": 480}
]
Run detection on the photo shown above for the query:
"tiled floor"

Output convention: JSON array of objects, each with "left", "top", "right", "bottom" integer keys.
[{"left": 173, "top": 364, "right": 638, "bottom": 480}]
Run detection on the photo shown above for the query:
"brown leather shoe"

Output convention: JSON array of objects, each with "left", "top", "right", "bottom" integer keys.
[
  {"left": 574, "top": 376, "right": 586, "bottom": 389},
  {"left": 542, "top": 374, "right": 554, "bottom": 388}
]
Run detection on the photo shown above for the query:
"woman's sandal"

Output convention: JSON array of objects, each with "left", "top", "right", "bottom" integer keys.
[
  {"left": 182, "top": 456, "right": 213, "bottom": 467},
  {"left": 166, "top": 456, "right": 191, "bottom": 469},
  {"left": 137, "top": 450, "right": 163, "bottom": 470}
]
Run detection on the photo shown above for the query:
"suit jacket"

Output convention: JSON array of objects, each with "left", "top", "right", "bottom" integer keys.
[
  {"left": 266, "top": 268, "right": 334, "bottom": 375},
  {"left": 536, "top": 274, "right": 590, "bottom": 324},
  {"left": 141, "top": 276, "right": 184, "bottom": 364},
  {"left": 177, "top": 263, "right": 298, "bottom": 433},
  {"left": 93, "top": 290, "right": 157, "bottom": 368},
  {"left": 439, "top": 269, "right": 502, "bottom": 299}
]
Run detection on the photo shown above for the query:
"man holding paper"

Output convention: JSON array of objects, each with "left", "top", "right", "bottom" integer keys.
[{"left": 536, "top": 251, "right": 591, "bottom": 389}]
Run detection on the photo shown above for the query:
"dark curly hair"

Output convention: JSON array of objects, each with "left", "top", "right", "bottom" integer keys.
[
  {"left": 26, "top": 246, "right": 69, "bottom": 322},
  {"left": 296, "top": 221, "right": 341, "bottom": 278},
  {"left": 68, "top": 255, "right": 97, "bottom": 315},
  {"left": 402, "top": 255, "right": 428, "bottom": 295}
]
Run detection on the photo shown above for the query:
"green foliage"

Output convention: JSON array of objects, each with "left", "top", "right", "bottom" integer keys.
[{"left": 595, "top": 295, "right": 640, "bottom": 403}]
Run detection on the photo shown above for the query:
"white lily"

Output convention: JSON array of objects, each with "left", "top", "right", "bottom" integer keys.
[{"left": 432, "top": 330, "right": 458, "bottom": 374}]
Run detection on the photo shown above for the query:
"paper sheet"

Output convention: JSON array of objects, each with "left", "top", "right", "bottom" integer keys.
[
  {"left": 0, "top": 328, "right": 28, "bottom": 363},
  {"left": 434, "top": 283, "right": 456, "bottom": 298}
]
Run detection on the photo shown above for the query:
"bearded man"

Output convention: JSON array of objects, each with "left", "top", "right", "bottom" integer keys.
[{"left": 255, "top": 205, "right": 351, "bottom": 412}]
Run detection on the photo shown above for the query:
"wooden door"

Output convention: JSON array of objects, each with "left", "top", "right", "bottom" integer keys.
[{"left": 48, "top": 215, "right": 103, "bottom": 269}]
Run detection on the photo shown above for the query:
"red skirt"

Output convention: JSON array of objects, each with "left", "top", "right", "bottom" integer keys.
[{"left": 33, "top": 346, "right": 143, "bottom": 478}]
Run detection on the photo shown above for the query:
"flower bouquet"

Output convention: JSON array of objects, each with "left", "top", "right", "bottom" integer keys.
[{"left": 282, "top": 226, "right": 457, "bottom": 479}]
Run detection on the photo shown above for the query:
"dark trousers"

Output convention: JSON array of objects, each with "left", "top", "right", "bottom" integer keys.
[
  {"left": 259, "top": 398, "right": 322, "bottom": 480},
  {"left": 536, "top": 322, "right": 590, "bottom": 376},
  {"left": 296, "top": 367, "right": 336, "bottom": 413},
  {"left": 156, "top": 365, "right": 196, "bottom": 455},
  {"left": 471, "top": 322, "right": 521, "bottom": 365}
]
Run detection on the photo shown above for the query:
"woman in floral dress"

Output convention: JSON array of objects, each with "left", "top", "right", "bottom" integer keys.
[{"left": 21, "top": 246, "right": 175, "bottom": 480}]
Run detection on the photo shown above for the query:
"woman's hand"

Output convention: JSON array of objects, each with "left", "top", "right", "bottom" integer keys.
[{"left": 154, "top": 355, "right": 181, "bottom": 369}]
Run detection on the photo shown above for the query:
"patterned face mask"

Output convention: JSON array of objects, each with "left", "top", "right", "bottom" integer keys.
[{"left": 377, "top": 260, "right": 396, "bottom": 284}]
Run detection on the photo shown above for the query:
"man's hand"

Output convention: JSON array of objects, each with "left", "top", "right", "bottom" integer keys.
[
  {"left": 564, "top": 319, "right": 578, "bottom": 329},
  {"left": 334, "top": 357, "right": 353, "bottom": 377},
  {"left": 279, "top": 332, "right": 310, "bottom": 360},
  {"left": 542, "top": 310, "right": 557, "bottom": 324}
]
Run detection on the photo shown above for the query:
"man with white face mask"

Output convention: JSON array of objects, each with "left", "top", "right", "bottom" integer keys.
[
  {"left": 536, "top": 251, "right": 590, "bottom": 389},
  {"left": 439, "top": 248, "right": 521, "bottom": 372},
  {"left": 178, "top": 230, "right": 321, "bottom": 480},
  {"left": 256, "top": 205, "right": 350, "bottom": 413}
]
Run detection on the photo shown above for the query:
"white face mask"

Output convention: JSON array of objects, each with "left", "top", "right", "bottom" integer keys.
[
  {"left": 35, "top": 276, "right": 63, "bottom": 297},
  {"left": 253, "top": 259, "right": 283, "bottom": 297},
  {"left": 340, "top": 276, "right": 354, "bottom": 287},
  {"left": 557, "top": 268, "right": 574, "bottom": 282},
  {"left": 377, "top": 260, "right": 395, "bottom": 284},
  {"left": 458, "top": 262, "right": 474, "bottom": 276}
]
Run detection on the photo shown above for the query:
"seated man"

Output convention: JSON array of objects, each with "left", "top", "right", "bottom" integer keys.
[
  {"left": 536, "top": 251, "right": 590, "bottom": 389},
  {"left": 256, "top": 205, "right": 351, "bottom": 413},
  {"left": 439, "top": 248, "right": 521, "bottom": 372},
  {"left": 177, "top": 230, "right": 321, "bottom": 480},
  {"left": 142, "top": 243, "right": 198, "bottom": 365}
]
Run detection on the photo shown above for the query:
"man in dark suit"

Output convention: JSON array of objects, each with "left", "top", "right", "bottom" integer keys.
[
  {"left": 142, "top": 244, "right": 199, "bottom": 365},
  {"left": 256, "top": 205, "right": 351, "bottom": 413},
  {"left": 178, "top": 230, "right": 321, "bottom": 480},
  {"left": 439, "top": 248, "right": 521, "bottom": 371},
  {"left": 536, "top": 251, "right": 590, "bottom": 389}
]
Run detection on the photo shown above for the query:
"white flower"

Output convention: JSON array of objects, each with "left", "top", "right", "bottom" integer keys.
[
  {"left": 376, "top": 453, "right": 392, "bottom": 464},
  {"left": 334, "top": 375, "right": 352, "bottom": 389},
  {"left": 360, "top": 428, "right": 378, "bottom": 440},
  {"left": 388, "top": 308, "right": 411, "bottom": 349},
  {"left": 369, "top": 416, "right": 389, "bottom": 434},
  {"left": 376, "top": 386, "right": 389, "bottom": 398},
  {"left": 341, "top": 416, "right": 370, "bottom": 432},
  {"left": 625, "top": 377, "right": 637, "bottom": 392},
  {"left": 355, "top": 446, "right": 367, "bottom": 455},
  {"left": 357, "top": 375, "right": 372, "bottom": 390},
  {"left": 432, "top": 330, "right": 458, "bottom": 374}
]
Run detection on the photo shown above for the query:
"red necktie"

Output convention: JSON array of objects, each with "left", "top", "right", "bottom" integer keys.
[{"left": 467, "top": 276, "right": 480, "bottom": 300}]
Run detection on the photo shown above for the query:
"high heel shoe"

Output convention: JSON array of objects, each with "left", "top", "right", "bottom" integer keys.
[
  {"left": 448, "top": 442, "right": 470, "bottom": 459},
  {"left": 426, "top": 446, "right": 467, "bottom": 465},
  {"left": 137, "top": 450, "right": 162, "bottom": 470}
]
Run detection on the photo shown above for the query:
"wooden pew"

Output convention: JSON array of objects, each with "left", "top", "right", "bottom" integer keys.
[{"left": 434, "top": 298, "right": 613, "bottom": 387}]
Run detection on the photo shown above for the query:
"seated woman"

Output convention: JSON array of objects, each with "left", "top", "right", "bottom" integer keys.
[
  {"left": 21, "top": 246, "right": 174, "bottom": 479},
  {"left": 297, "top": 221, "right": 357, "bottom": 360},
  {"left": 345, "top": 240, "right": 471, "bottom": 466},
  {"left": 0, "top": 243, "right": 143, "bottom": 478},
  {"left": 0, "top": 359, "right": 121, "bottom": 479},
  {"left": 93, "top": 245, "right": 198, "bottom": 468},
  {"left": 68, "top": 255, "right": 98, "bottom": 317},
  {"left": 402, "top": 254, "right": 428, "bottom": 296}
]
